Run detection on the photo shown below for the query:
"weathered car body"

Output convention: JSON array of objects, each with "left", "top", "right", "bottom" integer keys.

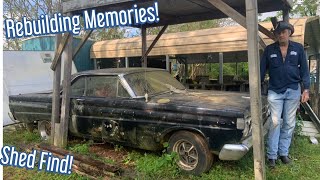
[{"left": 9, "top": 68, "right": 269, "bottom": 174}]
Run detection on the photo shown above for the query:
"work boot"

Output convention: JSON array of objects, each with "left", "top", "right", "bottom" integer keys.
[
  {"left": 268, "top": 159, "right": 276, "bottom": 168},
  {"left": 279, "top": 156, "right": 291, "bottom": 164}
]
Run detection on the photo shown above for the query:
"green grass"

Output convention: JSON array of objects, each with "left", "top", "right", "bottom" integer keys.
[{"left": 3, "top": 128, "right": 320, "bottom": 180}]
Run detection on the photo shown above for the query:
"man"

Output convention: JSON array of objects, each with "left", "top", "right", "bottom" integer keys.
[{"left": 260, "top": 21, "right": 310, "bottom": 168}]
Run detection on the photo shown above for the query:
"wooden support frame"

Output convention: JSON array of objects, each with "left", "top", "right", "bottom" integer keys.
[
  {"left": 57, "top": 12, "right": 73, "bottom": 148},
  {"left": 51, "top": 32, "right": 71, "bottom": 70},
  {"left": 141, "top": 26, "right": 147, "bottom": 67},
  {"left": 245, "top": 0, "right": 266, "bottom": 179},
  {"left": 140, "top": 25, "right": 168, "bottom": 67},
  {"left": 206, "top": 0, "right": 275, "bottom": 48},
  {"left": 73, "top": 30, "right": 93, "bottom": 59},
  {"left": 283, "top": 8, "right": 290, "bottom": 23},
  {"left": 51, "top": 34, "right": 62, "bottom": 145}
]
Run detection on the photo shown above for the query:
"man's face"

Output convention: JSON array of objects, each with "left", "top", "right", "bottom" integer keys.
[{"left": 276, "top": 29, "right": 290, "bottom": 44}]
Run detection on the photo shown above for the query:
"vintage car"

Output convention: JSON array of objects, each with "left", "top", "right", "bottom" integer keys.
[{"left": 9, "top": 68, "right": 269, "bottom": 175}]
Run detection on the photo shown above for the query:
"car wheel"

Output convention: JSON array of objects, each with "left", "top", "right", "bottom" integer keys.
[
  {"left": 168, "top": 131, "right": 213, "bottom": 175},
  {"left": 38, "top": 120, "right": 51, "bottom": 141}
]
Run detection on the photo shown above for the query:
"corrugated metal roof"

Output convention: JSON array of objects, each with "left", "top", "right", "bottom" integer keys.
[{"left": 91, "top": 17, "right": 319, "bottom": 62}]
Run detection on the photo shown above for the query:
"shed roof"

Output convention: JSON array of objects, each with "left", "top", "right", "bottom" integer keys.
[
  {"left": 62, "top": 0, "right": 292, "bottom": 27},
  {"left": 90, "top": 17, "right": 320, "bottom": 63}
]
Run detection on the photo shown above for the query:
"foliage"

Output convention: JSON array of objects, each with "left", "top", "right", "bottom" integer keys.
[
  {"left": 291, "top": 0, "right": 319, "bottom": 17},
  {"left": 295, "top": 112, "right": 304, "bottom": 136},
  {"left": 207, "top": 62, "right": 249, "bottom": 80},
  {"left": 145, "top": 19, "right": 219, "bottom": 36},
  {"left": 68, "top": 142, "right": 91, "bottom": 155},
  {"left": 134, "top": 152, "right": 180, "bottom": 179},
  {"left": 3, "top": 0, "right": 62, "bottom": 50},
  {"left": 3, "top": 129, "right": 320, "bottom": 179}
]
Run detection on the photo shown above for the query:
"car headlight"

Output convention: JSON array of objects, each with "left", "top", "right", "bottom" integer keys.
[{"left": 237, "top": 116, "right": 252, "bottom": 137}]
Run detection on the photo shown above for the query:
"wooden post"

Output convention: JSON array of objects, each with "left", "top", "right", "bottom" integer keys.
[
  {"left": 72, "top": 30, "right": 93, "bottom": 59},
  {"left": 125, "top": 57, "right": 129, "bottom": 68},
  {"left": 141, "top": 26, "right": 147, "bottom": 67},
  {"left": 58, "top": 13, "right": 73, "bottom": 148},
  {"left": 51, "top": 34, "right": 62, "bottom": 145},
  {"left": 283, "top": 8, "right": 289, "bottom": 23},
  {"left": 246, "top": 0, "right": 266, "bottom": 179},
  {"left": 51, "top": 33, "right": 71, "bottom": 70},
  {"left": 166, "top": 55, "right": 170, "bottom": 71}
]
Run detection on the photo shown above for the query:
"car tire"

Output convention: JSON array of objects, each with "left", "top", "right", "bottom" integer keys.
[
  {"left": 38, "top": 120, "right": 51, "bottom": 141},
  {"left": 168, "top": 131, "right": 213, "bottom": 175}
]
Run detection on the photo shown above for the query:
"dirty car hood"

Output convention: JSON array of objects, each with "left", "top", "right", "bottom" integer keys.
[{"left": 148, "top": 90, "right": 252, "bottom": 116}]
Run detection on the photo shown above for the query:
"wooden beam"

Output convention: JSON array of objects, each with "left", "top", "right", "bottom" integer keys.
[
  {"left": 141, "top": 26, "right": 147, "bottom": 67},
  {"left": 73, "top": 30, "right": 93, "bottom": 59},
  {"left": 283, "top": 8, "right": 289, "bottom": 23},
  {"left": 141, "top": 25, "right": 168, "bottom": 60},
  {"left": 51, "top": 34, "right": 62, "bottom": 145},
  {"left": 51, "top": 32, "right": 71, "bottom": 70},
  {"left": 207, "top": 0, "right": 275, "bottom": 42},
  {"left": 58, "top": 19, "right": 73, "bottom": 148},
  {"left": 245, "top": 0, "right": 266, "bottom": 179}
]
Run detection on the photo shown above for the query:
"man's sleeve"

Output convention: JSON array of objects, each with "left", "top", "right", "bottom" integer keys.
[
  {"left": 260, "top": 47, "right": 268, "bottom": 83},
  {"left": 299, "top": 45, "right": 310, "bottom": 89}
]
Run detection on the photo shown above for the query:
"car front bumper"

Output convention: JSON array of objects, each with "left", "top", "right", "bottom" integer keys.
[{"left": 219, "top": 117, "right": 270, "bottom": 160}]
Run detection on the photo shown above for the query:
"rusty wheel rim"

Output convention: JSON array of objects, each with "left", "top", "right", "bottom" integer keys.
[
  {"left": 39, "top": 121, "right": 51, "bottom": 140},
  {"left": 173, "top": 139, "right": 198, "bottom": 171}
]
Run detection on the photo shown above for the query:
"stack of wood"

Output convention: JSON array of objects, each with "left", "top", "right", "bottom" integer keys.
[{"left": 19, "top": 143, "right": 121, "bottom": 179}]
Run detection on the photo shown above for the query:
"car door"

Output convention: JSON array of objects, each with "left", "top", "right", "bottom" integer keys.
[{"left": 70, "top": 75, "right": 136, "bottom": 144}]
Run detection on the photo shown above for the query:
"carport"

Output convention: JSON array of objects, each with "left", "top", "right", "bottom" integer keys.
[
  {"left": 52, "top": 0, "right": 295, "bottom": 179},
  {"left": 90, "top": 17, "right": 320, "bottom": 90}
]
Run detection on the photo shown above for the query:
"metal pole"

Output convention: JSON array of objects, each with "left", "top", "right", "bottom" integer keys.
[
  {"left": 166, "top": 55, "right": 170, "bottom": 71},
  {"left": 93, "top": 59, "right": 97, "bottom": 70},
  {"left": 125, "top": 57, "right": 129, "bottom": 68},
  {"left": 245, "top": 0, "right": 266, "bottom": 179},
  {"left": 184, "top": 60, "right": 188, "bottom": 85},
  {"left": 219, "top": 52, "right": 224, "bottom": 84}
]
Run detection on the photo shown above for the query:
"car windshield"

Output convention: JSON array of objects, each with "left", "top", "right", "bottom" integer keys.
[{"left": 124, "top": 70, "right": 185, "bottom": 96}]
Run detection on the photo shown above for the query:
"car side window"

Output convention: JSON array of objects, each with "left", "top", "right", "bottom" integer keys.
[
  {"left": 86, "top": 76, "right": 130, "bottom": 98},
  {"left": 71, "top": 77, "right": 86, "bottom": 96}
]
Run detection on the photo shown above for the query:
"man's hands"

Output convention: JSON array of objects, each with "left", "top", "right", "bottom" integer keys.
[{"left": 301, "top": 89, "right": 310, "bottom": 103}]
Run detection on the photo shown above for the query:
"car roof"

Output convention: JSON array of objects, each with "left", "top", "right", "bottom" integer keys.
[{"left": 72, "top": 68, "right": 165, "bottom": 78}]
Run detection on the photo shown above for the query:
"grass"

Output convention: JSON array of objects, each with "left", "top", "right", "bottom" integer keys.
[{"left": 3, "top": 127, "right": 320, "bottom": 180}]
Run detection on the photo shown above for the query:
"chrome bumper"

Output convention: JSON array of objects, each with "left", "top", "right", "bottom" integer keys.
[{"left": 219, "top": 117, "right": 270, "bottom": 160}]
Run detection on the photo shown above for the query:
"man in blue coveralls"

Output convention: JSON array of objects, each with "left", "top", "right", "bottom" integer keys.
[{"left": 260, "top": 21, "right": 310, "bottom": 168}]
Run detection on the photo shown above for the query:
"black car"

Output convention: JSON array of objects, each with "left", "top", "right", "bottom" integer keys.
[{"left": 8, "top": 68, "right": 270, "bottom": 175}]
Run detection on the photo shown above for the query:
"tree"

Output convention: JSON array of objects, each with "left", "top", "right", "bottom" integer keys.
[
  {"left": 3, "top": 0, "right": 60, "bottom": 50},
  {"left": 291, "top": 0, "right": 319, "bottom": 17},
  {"left": 3, "top": 0, "right": 126, "bottom": 50}
]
